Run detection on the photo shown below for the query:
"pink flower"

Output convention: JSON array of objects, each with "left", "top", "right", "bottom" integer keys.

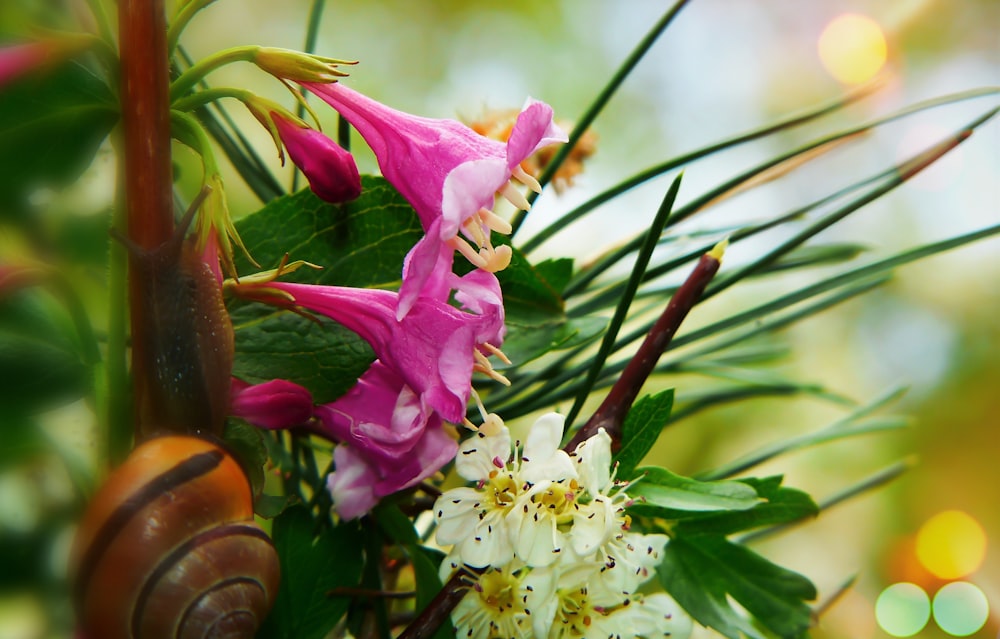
[
  {"left": 230, "top": 378, "right": 315, "bottom": 429},
  {"left": 272, "top": 111, "right": 361, "bottom": 203},
  {"left": 236, "top": 271, "right": 505, "bottom": 424},
  {"left": 302, "top": 83, "right": 566, "bottom": 316},
  {"left": 0, "top": 43, "right": 48, "bottom": 86},
  {"left": 318, "top": 362, "right": 458, "bottom": 519}
]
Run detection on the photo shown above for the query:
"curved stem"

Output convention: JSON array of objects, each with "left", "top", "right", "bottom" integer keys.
[{"left": 169, "top": 45, "right": 258, "bottom": 101}]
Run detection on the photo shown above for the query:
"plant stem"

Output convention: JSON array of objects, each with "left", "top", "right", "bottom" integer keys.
[
  {"left": 398, "top": 568, "right": 478, "bottom": 639},
  {"left": 564, "top": 241, "right": 724, "bottom": 451},
  {"left": 509, "top": 0, "right": 692, "bottom": 237},
  {"left": 118, "top": 0, "right": 173, "bottom": 439}
]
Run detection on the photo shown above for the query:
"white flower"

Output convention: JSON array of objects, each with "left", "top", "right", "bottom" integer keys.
[
  {"left": 547, "top": 563, "right": 693, "bottom": 639},
  {"left": 449, "top": 561, "right": 558, "bottom": 639},
  {"left": 434, "top": 413, "right": 577, "bottom": 568},
  {"left": 565, "top": 427, "right": 670, "bottom": 594}
]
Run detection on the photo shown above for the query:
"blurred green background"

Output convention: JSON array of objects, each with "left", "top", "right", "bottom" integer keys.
[{"left": 1, "top": 1, "right": 997, "bottom": 637}]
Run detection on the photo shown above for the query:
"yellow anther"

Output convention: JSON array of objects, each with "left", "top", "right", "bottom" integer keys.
[
  {"left": 499, "top": 181, "right": 531, "bottom": 211},
  {"left": 477, "top": 207, "right": 514, "bottom": 235},
  {"left": 511, "top": 165, "right": 542, "bottom": 193},
  {"left": 451, "top": 236, "right": 490, "bottom": 269},
  {"left": 478, "top": 244, "right": 513, "bottom": 273},
  {"left": 473, "top": 350, "right": 512, "bottom": 386},
  {"left": 481, "top": 342, "right": 512, "bottom": 365}
]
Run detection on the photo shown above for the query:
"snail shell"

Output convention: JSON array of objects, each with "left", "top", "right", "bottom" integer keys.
[{"left": 72, "top": 436, "right": 280, "bottom": 639}]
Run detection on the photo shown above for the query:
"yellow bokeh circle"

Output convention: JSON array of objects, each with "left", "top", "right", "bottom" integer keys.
[
  {"left": 915, "top": 510, "right": 987, "bottom": 580},
  {"left": 817, "top": 13, "right": 888, "bottom": 84}
]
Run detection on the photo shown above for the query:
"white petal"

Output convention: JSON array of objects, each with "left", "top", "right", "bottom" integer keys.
[
  {"left": 573, "top": 427, "right": 613, "bottom": 492},
  {"left": 457, "top": 514, "right": 513, "bottom": 568},
  {"left": 455, "top": 425, "right": 511, "bottom": 481},
  {"left": 508, "top": 502, "right": 559, "bottom": 567},
  {"left": 521, "top": 414, "right": 576, "bottom": 484},
  {"left": 569, "top": 497, "right": 616, "bottom": 556},
  {"left": 434, "top": 487, "right": 484, "bottom": 545}
]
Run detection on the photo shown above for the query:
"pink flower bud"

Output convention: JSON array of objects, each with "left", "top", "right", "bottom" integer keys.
[
  {"left": 272, "top": 112, "right": 361, "bottom": 203},
  {"left": 230, "top": 378, "right": 315, "bottom": 429}
]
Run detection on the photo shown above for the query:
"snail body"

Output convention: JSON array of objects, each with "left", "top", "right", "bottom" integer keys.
[
  {"left": 72, "top": 436, "right": 280, "bottom": 639},
  {"left": 117, "top": 189, "right": 235, "bottom": 438}
]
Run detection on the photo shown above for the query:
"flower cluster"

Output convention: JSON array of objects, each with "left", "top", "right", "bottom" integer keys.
[
  {"left": 228, "top": 84, "right": 567, "bottom": 520},
  {"left": 434, "top": 413, "right": 692, "bottom": 639}
]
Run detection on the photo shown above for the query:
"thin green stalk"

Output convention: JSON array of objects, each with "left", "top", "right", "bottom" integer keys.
[
  {"left": 522, "top": 86, "right": 999, "bottom": 255},
  {"left": 169, "top": 45, "right": 258, "bottom": 100},
  {"left": 106, "top": 130, "right": 130, "bottom": 466},
  {"left": 167, "top": 0, "right": 216, "bottom": 53},
  {"left": 292, "top": 0, "right": 327, "bottom": 193},
  {"left": 176, "top": 47, "right": 284, "bottom": 201},
  {"left": 84, "top": 0, "right": 116, "bottom": 47},
  {"left": 739, "top": 459, "right": 914, "bottom": 543},
  {"left": 520, "top": 80, "right": 883, "bottom": 254},
  {"left": 563, "top": 176, "right": 682, "bottom": 431},
  {"left": 509, "top": 0, "right": 693, "bottom": 236}
]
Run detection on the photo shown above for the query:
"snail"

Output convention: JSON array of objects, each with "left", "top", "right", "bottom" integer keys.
[
  {"left": 114, "top": 186, "right": 235, "bottom": 439},
  {"left": 73, "top": 191, "right": 278, "bottom": 637},
  {"left": 71, "top": 435, "right": 280, "bottom": 639}
]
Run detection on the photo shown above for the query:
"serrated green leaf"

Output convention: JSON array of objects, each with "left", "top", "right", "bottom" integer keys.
[
  {"left": 671, "top": 476, "right": 818, "bottom": 536},
  {"left": 613, "top": 389, "right": 674, "bottom": 478},
  {"left": 0, "top": 62, "right": 117, "bottom": 215},
  {"left": 660, "top": 535, "right": 816, "bottom": 639},
  {"left": 230, "top": 304, "right": 373, "bottom": 404},
  {"left": 627, "top": 466, "right": 761, "bottom": 513},
  {"left": 259, "top": 507, "right": 365, "bottom": 639}
]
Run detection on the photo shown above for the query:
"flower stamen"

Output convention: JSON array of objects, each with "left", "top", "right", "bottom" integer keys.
[
  {"left": 511, "top": 165, "right": 543, "bottom": 193},
  {"left": 499, "top": 181, "right": 531, "bottom": 211},
  {"left": 473, "top": 349, "right": 512, "bottom": 386}
]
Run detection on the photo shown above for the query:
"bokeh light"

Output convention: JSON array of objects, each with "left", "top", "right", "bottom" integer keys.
[
  {"left": 915, "top": 510, "right": 987, "bottom": 579},
  {"left": 932, "top": 581, "right": 989, "bottom": 636},
  {"left": 875, "top": 583, "right": 931, "bottom": 637},
  {"left": 817, "top": 13, "right": 888, "bottom": 84}
]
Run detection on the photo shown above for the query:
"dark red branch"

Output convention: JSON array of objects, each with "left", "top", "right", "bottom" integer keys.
[
  {"left": 397, "top": 568, "right": 478, "bottom": 639},
  {"left": 565, "top": 248, "right": 723, "bottom": 451},
  {"left": 118, "top": 0, "right": 174, "bottom": 437}
]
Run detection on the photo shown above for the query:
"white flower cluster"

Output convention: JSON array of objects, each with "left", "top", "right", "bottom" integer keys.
[{"left": 434, "top": 413, "right": 692, "bottom": 639}]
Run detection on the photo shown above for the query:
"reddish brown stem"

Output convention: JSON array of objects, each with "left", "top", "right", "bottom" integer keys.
[
  {"left": 397, "top": 568, "right": 478, "bottom": 639},
  {"left": 565, "top": 248, "right": 723, "bottom": 451},
  {"left": 118, "top": 0, "right": 174, "bottom": 437}
]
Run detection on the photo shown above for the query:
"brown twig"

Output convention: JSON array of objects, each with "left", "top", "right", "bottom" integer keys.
[
  {"left": 397, "top": 567, "right": 478, "bottom": 639},
  {"left": 565, "top": 243, "right": 725, "bottom": 451}
]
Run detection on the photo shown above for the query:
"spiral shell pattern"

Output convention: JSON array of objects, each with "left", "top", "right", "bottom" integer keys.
[{"left": 72, "top": 436, "right": 280, "bottom": 639}]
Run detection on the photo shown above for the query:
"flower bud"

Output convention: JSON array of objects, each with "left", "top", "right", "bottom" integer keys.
[
  {"left": 253, "top": 47, "right": 355, "bottom": 84},
  {"left": 230, "top": 378, "right": 315, "bottom": 430},
  {"left": 272, "top": 111, "right": 362, "bottom": 203}
]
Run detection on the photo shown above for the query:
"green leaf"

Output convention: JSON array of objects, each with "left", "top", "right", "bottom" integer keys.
[
  {"left": 222, "top": 419, "right": 268, "bottom": 496},
  {"left": 495, "top": 244, "right": 578, "bottom": 365},
  {"left": 613, "top": 389, "right": 674, "bottom": 478},
  {"left": 230, "top": 305, "right": 372, "bottom": 404},
  {"left": 259, "top": 507, "right": 365, "bottom": 639},
  {"left": 234, "top": 177, "right": 424, "bottom": 287},
  {"left": 231, "top": 183, "right": 411, "bottom": 401},
  {"left": 627, "top": 466, "right": 761, "bottom": 513},
  {"left": 374, "top": 503, "right": 419, "bottom": 545},
  {"left": 0, "top": 292, "right": 89, "bottom": 413},
  {"left": 0, "top": 62, "right": 117, "bottom": 216},
  {"left": 671, "top": 476, "right": 818, "bottom": 536},
  {"left": 660, "top": 535, "right": 816, "bottom": 639}
]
